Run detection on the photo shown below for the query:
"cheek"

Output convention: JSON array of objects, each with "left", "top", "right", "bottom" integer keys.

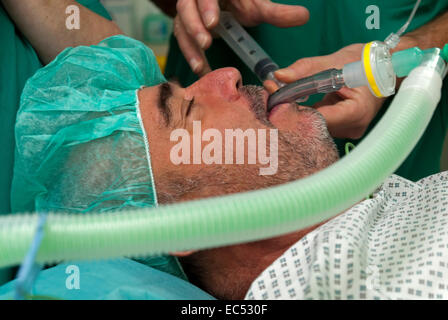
[
  {"left": 200, "top": 98, "right": 255, "bottom": 130},
  {"left": 271, "top": 109, "right": 324, "bottom": 137}
]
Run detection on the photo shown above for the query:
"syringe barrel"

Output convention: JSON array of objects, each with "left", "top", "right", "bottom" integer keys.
[
  {"left": 215, "top": 12, "right": 280, "bottom": 83},
  {"left": 254, "top": 59, "right": 281, "bottom": 84}
]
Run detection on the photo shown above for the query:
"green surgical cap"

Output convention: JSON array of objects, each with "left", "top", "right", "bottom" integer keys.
[{"left": 11, "top": 35, "right": 166, "bottom": 214}]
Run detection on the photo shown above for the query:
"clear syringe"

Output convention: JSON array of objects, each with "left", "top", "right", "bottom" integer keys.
[{"left": 214, "top": 11, "right": 285, "bottom": 87}]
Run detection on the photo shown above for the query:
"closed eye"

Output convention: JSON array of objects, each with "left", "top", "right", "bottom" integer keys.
[{"left": 186, "top": 98, "right": 195, "bottom": 117}]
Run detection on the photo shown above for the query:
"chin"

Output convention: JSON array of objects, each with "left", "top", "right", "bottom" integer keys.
[{"left": 270, "top": 105, "right": 332, "bottom": 143}]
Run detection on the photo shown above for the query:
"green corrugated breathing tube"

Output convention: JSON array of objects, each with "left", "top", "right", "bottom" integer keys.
[{"left": 0, "top": 49, "right": 446, "bottom": 268}]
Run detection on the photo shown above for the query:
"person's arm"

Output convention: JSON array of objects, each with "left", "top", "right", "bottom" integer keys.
[
  {"left": 396, "top": 10, "right": 448, "bottom": 53},
  {"left": 1, "top": 0, "right": 123, "bottom": 65}
]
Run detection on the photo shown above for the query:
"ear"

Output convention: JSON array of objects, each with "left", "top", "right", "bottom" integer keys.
[{"left": 170, "top": 250, "right": 197, "bottom": 257}]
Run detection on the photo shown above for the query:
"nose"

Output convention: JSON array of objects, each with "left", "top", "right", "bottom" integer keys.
[{"left": 186, "top": 68, "right": 243, "bottom": 102}]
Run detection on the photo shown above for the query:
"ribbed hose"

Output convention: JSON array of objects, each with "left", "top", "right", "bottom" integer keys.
[{"left": 0, "top": 65, "right": 443, "bottom": 268}]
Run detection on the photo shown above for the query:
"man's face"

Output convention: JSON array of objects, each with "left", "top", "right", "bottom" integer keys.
[
  {"left": 139, "top": 68, "right": 339, "bottom": 202},
  {"left": 138, "top": 68, "right": 339, "bottom": 299}
]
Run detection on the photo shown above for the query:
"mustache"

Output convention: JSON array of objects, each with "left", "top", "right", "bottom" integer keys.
[{"left": 239, "top": 85, "right": 272, "bottom": 126}]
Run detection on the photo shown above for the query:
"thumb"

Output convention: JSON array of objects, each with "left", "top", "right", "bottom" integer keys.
[
  {"left": 256, "top": 0, "right": 309, "bottom": 27},
  {"left": 263, "top": 79, "right": 280, "bottom": 94},
  {"left": 315, "top": 99, "right": 357, "bottom": 138},
  {"left": 274, "top": 55, "right": 333, "bottom": 83}
]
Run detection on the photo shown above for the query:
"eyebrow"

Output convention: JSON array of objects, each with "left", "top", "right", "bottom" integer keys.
[{"left": 158, "top": 82, "right": 173, "bottom": 126}]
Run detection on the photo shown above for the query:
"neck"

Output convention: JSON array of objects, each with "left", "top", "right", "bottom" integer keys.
[{"left": 185, "top": 221, "right": 328, "bottom": 300}]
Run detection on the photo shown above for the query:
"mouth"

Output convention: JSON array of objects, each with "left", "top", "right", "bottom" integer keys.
[
  {"left": 267, "top": 102, "right": 292, "bottom": 120},
  {"left": 261, "top": 90, "right": 290, "bottom": 123},
  {"left": 265, "top": 93, "right": 304, "bottom": 122},
  {"left": 259, "top": 90, "right": 287, "bottom": 119},
  {"left": 239, "top": 85, "right": 308, "bottom": 125},
  {"left": 264, "top": 91, "right": 318, "bottom": 121}
]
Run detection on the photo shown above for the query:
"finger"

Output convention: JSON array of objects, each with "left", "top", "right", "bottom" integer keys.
[
  {"left": 176, "top": 0, "right": 212, "bottom": 50},
  {"left": 315, "top": 98, "right": 367, "bottom": 139},
  {"left": 174, "top": 16, "right": 210, "bottom": 74},
  {"left": 263, "top": 80, "right": 279, "bottom": 94},
  {"left": 170, "top": 250, "right": 197, "bottom": 257},
  {"left": 316, "top": 99, "right": 357, "bottom": 126},
  {"left": 256, "top": 0, "right": 309, "bottom": 27},
  {"left": 313, "top": 87, "right": 355, "bottom": 108},
  {"left": 274, "top": 56, "right": 333, "bottom": 83},
  {"left": 315, "top": 86, "right": 385, "bottom": 139},
  {"left": 336, "top": 86, "right": 358, "bottom": 100},
  {"left": 315, "top": 88, "right": 365, "bottom": 128},
  {"left": 197, "top": 0, "right": 220, "bottom": 29},
  {"left": 313, "top": 92, "right": 344, "bottom": 109},
  {"left": 197, "top": 57, "right": 212, "bottom": 78}
]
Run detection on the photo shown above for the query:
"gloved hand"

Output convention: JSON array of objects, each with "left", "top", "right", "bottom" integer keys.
[
  {"left": 266, "top": 43, "right": 386, "bottom": 139},
  {"left": 173, "top": 0, "right": 309, "bottom": 76}
]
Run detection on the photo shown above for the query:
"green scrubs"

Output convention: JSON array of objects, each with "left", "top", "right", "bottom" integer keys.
[
  {"left": 0, "top": 0, "right": 111, "bottom": 216},
  {"left": 0, "top": 0, "right": 111, "bottom": 284},
  {"left": 165, "top": 0, "right": 448, "bottom": 182}
]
